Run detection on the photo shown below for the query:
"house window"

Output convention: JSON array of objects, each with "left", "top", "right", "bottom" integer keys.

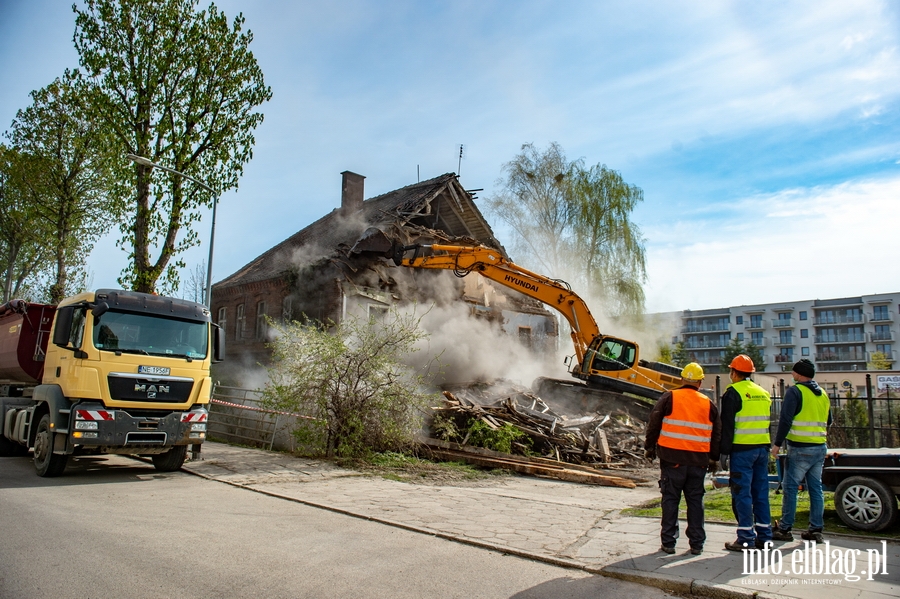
[
  {"left": 256, "top": 301, "right": 267, "bottom": 340},
  {"left": 217, "top": 307, "right": 227, "bottom": 331},
  {"left": 799, "top": 311, "right": 807, "bottom": 321},
  {"left": 736, "top": 333, "right": 744, "bottom": 341},
  {"left": 750, "top": 315, "right": 762, "bottom": 328},
  {"left": 282, "top": 296, "right": 293, "bottom": 322},
  {"left": 801, "top": 347, "right": 810, "bottom": 356},
  {"left": 235, "top": 304, "right": 245, "bottom": 340},
  {"left": 778, "top": 313, "right": 791, "bottom": 321},
  {"left": 751, "top": 331, "right": 764, "bottom": 346},
  {"left": 779, "top": 330, "right": 792, "bottom": 344},
  {"left": 518, "top": 326, "right": 533, "bottom": 349},
  {"left": 800, "top": 329, "right": 808, "bottom": 338},
  {"left": 368, "top": 305, "right": 388, "bottom": 322},
  {"left": 735, "top": 316, "right": 743, "bottom": 325},
  {"left": 873, "top": 305, "right": 889, "bottom": 321}
]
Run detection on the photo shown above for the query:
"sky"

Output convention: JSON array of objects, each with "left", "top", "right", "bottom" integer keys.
[{"left": 1, "top": 0, "right": 899, "bottom": 314}]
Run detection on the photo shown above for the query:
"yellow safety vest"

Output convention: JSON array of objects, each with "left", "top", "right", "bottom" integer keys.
[
  {"left": 730, "top": 379, "right": 771, "bottom": 445},
  {"left": 785, "top": 384, "right": 829, "bottom": 444}
]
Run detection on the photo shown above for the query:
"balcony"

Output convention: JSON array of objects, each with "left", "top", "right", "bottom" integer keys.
[
  {"left": 774, "top": 354, "right": 795, "bottom": 363},
  {"left": 815, "top": 351, "right": 866, "bottom": 363},
  {"left": 746, "top": 338, "right": 767, "bottom": 348},
  {"left": 772, "top": 318, "right": 795, "bottom": 329},
  {"left": 744, "top": 321, "right": 766, "bottom": 331},
  {"left": 869, "top": 331, "right": 895, "bottom": 342},
  {"left": 684, "top": 339, "right": 729, "bottom": 349},
  {"left": 814, "top": 334, "right": 866, "bottom": 344},
  {"left": 682, "top": 323, "right": 730, "bottom": 334},
  {"left": 814, "top": 314, "right": 866, "bottom": 326},
  {"left": 773, "top": 337, "right": 795, "bottom": 347},
  {"left": 869, "top": 311, "right": 894, "bottom": 323}
]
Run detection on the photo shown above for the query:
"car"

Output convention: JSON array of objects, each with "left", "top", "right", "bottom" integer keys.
[{"left": 821, "top": 448, "right": 900, "bottom": 532}]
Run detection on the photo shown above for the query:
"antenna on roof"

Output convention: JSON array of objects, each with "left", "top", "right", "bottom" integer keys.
[
  {"left": 417, "top": 164, "right": 420, "bottom": 182},
  {"left": 458, "top": 144, "right": 464, "bottom": 177}
]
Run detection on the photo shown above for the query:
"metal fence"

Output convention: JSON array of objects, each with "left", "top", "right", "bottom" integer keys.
[
  {"left": 767, "top": 394, "right": 900, "bottom": 449},
  {"left": 207, "top": 385, "right": 283, "bottom": 450}
]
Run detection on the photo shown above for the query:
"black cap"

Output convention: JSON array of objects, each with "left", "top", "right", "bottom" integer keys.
[{"left": 792, "top": 359, "right": 815, "bottom": 378}]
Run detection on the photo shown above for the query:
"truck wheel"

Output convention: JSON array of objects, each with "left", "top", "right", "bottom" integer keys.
[
  {"left": 835, "top": 476, "right": 898, "bottom": 532},
  {"left": 33, "top": 414, "right": 68, "bottom": 477},
  {"left": 152, "top": 445, "right": 187, "bottom": 472}
]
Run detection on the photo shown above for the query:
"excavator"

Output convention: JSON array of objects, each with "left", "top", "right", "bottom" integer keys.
[{"left": 387, "top": 242, "right": 683, "bottom": 414}]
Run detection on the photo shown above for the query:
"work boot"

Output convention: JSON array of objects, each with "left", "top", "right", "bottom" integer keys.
[
  {"left": 690, "top": 546, "right": 703, "bottom": 555},
  {"left": 724, "top": 540, "right": 752, "bottom": 552},
  {"left": 771, "top": 528, "right": 793, "bottom": 541},
  {"left": 660, "top": 545, "right": 675, "bottom": 554},
  {"left": 801, "top": 530, "right": 825, "bottom": 543}
]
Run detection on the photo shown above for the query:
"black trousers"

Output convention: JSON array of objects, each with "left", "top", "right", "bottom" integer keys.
[{"left": 659, "top": 461, "right": 707, "bottom": 549}]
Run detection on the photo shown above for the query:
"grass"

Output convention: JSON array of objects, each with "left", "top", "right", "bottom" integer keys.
[
  {"left": 622, "top": 485, "right": 900, "bottom": 539},
  {"left": 337, "top": 451, "right": 511, "bottom": 485}
]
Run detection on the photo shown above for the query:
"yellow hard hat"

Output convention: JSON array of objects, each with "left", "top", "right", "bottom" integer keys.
[{"left": 681, "top": 362, "right": 705, "bottom": 382}]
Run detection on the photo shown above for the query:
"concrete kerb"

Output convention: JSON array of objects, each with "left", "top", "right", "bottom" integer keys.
[{"left": 180, "top": 462, "right": 791, "bottom": 599}]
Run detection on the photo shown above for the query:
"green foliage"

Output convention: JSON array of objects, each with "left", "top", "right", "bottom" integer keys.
[
  {"left": 6, "top": 75, "right": 119, "bottom": 303},
  {"left": 721, "top": 338, "right": 766, "bottom": 372},
  {"left": 465, "top": 420, "right": 529, "bottom": 454},
  {"left": 833, "top": 396, "right": 870, "bottom": 448},
  {"left": 867, "top": 351, "right": 892, "bottom": 371},
  {"left": 73, "top": 0, "right": 272, "bottom": 293},
  {"left": 671, "top": 340, "right": 689, "bottom": 368},
  {"left": 485, "top": 142, "right": 647, "bottom": 317},
  {"left": 262, "top": 308, "right": 438, "bottom": 458},
  {"left": 656, "top": 344, "right": 673, "bottom": 365}
]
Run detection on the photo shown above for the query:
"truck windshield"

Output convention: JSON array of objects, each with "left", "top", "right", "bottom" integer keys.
[{"left": 92, "top": 310, "right": 208, "bottom": 359}]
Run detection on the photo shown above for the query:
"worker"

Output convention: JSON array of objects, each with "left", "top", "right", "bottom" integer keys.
[
  {"left": 720, "top": 354, "right": 774, "bottom": 552},
  {"left": 771, "top": 359, "right": 831, "bottom": 543},
  {"left": 644, "top": 362, "right": 721, "bottom": 556}
]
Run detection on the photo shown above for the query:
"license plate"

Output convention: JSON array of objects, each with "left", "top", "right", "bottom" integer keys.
[{"left": 138, "top": 365, "right": 170, "bottom": 376}]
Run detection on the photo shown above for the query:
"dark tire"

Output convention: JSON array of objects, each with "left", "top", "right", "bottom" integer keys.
[
  {"left": 834, "top": 476, "right": 898, "bottom": 532},
  {"left": 33, "top": 413, "right": 68, "bottom": 477},
  {"left": 152, "top": 445, "right": 187, "bottom": 472}
]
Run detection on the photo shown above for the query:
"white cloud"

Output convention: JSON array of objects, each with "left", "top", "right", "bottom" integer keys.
[{"left": 644, "top": 174, "right": 900, "bottom": 312}]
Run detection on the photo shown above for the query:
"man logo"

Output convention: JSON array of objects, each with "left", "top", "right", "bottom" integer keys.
[{"left": 134, "top": 384, "right": 170, "bottom": 399}]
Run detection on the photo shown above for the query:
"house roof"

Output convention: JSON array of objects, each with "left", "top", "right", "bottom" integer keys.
[{"left": 214, "top": 173, "right": 502, "bottom": 291}]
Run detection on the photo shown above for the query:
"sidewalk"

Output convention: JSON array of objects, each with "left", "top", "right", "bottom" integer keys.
[{"left": 183, "top": 443, "right": 900, "bottom": 599}]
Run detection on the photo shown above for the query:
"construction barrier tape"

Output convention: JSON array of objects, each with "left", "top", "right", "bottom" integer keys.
[{"left": 210, "top": 398, "right": 321, "bottom": 421}]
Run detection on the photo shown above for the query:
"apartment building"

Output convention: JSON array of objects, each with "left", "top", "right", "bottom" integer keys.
[{"left": 659, "top": 292, "right": 899, "bottom": 375}]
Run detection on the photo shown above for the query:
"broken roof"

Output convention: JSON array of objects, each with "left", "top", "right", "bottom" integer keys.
[{"left": 214, "top": 173, "right": 503, "bottom": 291}]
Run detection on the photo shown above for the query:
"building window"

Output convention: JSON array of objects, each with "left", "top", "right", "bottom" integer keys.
[
  {"left": 750, "top": 314, "right": 762, "bottom": 328},
  {"left": 801, "top": 347, "right": 810, "bottom": 356},
  {"left": 800, "top": 329, "right": 808, "bottom": 338},
  {"left": 778, "top": 312, "right": 791, "bottom": 321},
  {"left": 217, "top": 307, "right": 227, "bottom": 331},
  {"left": 873, "top": 305, "right": 889, "bottom": 321},
  {"left": 368, "top": 304, "right": 388, "bottom": 322},
  {"left": 751, "top": 331, "right": 764, "bottom": 346},
  {"left": 736, "top": 333, "right": 744, "bottom": 341},
  {"left": 518, "top": 326, "right": 533, "bottom": 349},
  {"left": 235, "top": 304, "right": 245, "bottom": 340},
  {"left": 282, "top": 296, "right": 293, "bottom": 322},
  {"left": 779, "top": 330, "right": 792, "bottom": 344},
  {"left": 735, "top": 316, "right": 743, "bottom": 325},
  {"left": 256, "top": 301, "right": 267, "bottom": 340}
]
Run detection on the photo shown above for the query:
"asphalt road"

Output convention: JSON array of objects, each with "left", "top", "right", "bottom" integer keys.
[{"left": 0, "top": 455, "right": 672, "bottom": 599}]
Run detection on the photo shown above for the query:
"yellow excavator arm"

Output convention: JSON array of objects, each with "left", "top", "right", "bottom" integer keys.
[{"left": 392, "top": 243, "right": 682, "bottom": 400}]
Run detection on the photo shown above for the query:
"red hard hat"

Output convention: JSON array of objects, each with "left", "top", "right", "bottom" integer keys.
[{"left": 729, "top": 354, "right": 756, "bottom": 373}]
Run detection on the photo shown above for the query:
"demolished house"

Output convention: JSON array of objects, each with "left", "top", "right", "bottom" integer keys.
[{"left": 210, "top": 171, "right": 559, "bottom": 376}]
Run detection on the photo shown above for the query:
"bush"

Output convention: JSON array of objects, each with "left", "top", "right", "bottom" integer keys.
[{"left": 262, "top": 308, "right": 439, "bottom": 457}]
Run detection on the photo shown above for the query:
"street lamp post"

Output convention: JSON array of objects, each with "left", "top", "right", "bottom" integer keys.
[{"left": 126, "top": 154, "right": 218, "bottom": 307}]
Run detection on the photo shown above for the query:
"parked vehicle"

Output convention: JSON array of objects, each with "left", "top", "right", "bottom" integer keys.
[
  {"left": 822, "top": 448, "right": 900, "bottom": 532},
  {"left": 0, "top": 289, "right": 223, "bottom": 476}
]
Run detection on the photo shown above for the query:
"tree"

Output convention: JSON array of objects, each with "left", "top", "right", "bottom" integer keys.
[
  {"left": 0, "top": 146, "right": 54, "bottom": 302},
  {"left": 671, "top": 341, "right": 689, "bottom": 368},
  {"left": 73, "top": 0, "right": 272, "bottom": 294},
  {"left": 867, "top": 351, "right": 892, "bottom": 371},
  {"left": 721, "top": 338, "right": 766, "bottom": 373},
  {"left": 181, "top": 260, "right": 207, "bottom": 303},
  {"left": 7, "top": 76, "right": 118, "bottom": 304},
  {"left": 262, "top": 309, "right": 438, "bottom": 457},
  {"left": 486, "top": 143, "right": 647, "bottom": 317}
]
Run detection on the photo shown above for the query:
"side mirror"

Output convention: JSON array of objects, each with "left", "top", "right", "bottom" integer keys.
[
  {"left": 212, "top": 324, "right": 225, "bottom": 363},
  {"left": 92, "top": 302, "right": 109, "bottom": 318},
  {"left": 53, "top": 306, "right": 75, "bottom": 347}
]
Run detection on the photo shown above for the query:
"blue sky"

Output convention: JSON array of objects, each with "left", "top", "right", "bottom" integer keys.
[{"left": 2, "top": 0, "right": 899, "bottom": 313}]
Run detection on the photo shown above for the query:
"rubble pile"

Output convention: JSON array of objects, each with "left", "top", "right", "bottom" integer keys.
[{"left": 430, "top": 382, "right": 649, "bottom": 470}]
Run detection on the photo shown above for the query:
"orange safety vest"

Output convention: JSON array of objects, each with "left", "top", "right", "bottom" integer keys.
[{"left": 658, "top": 388, "right": 714, "bottom": 453}]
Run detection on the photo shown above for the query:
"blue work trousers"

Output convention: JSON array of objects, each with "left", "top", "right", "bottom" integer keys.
[
  {"left": 729, "top": 447, "right": 772, "bottom": 545},
  {"left": 779, "top": 443, "right": 827, "bottom": 532}
]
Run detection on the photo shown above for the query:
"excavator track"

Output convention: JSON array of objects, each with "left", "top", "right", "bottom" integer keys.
[{"left": 532, "top": 376, "right": 656, "bottom": 421}]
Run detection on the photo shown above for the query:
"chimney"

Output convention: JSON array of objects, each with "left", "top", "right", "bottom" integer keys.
[{"left": 340, "top": 171, "right": 365, "bottom": 215}]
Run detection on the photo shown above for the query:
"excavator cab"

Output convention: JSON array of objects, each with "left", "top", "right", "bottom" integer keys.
[{"left": 583, "top": 337, "right": 636, "bottom": 372}]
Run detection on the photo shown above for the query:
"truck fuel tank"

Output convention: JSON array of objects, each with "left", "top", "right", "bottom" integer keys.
[{"left": 0, "top": 300, "right": 56, "bottom": 384}]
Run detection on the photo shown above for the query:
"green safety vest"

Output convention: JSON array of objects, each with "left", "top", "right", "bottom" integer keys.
[
  {"left": 785, "top": 384, "right": 829, "bottom": 444},
  {"left": 729, "top": 379, "right": 772, "bottom": 445}
]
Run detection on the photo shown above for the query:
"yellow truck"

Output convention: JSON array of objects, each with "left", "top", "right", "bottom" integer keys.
[{"left": 0, "top": 289, "right": 223, "bottom": 476}]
